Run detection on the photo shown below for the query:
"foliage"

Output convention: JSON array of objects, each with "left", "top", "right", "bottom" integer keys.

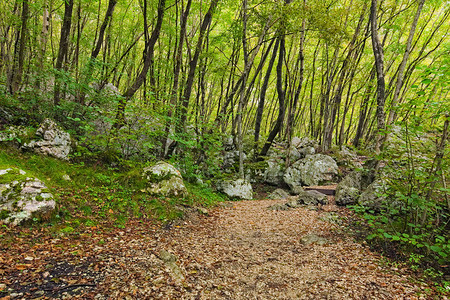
[{"left": 350, "top": 113, "right": 449, "bottom": 283}]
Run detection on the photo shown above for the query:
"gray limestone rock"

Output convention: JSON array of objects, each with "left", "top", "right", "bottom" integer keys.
[
  {"left": 284, "top": 154, "right": 338, "bottom": 190},
  {"left": 264, "top": 158, "right": 285, "bottom": 186},
  {"left": 23, "top": 119, "right": 72, "bottom": 160},
  {"left": 216, "top": 179, "right": 253, "bottom": 200},
  {"left": 297, "top": 190, "right": 328, "bottom": 206},
  {"left": 358, "top": 180, "right": 386, "bottom": 212},
  {"left": 267, "top": 188, "right": 290, "bottom": 200},
  {"left": 0, "top": 168, "right": 55, "bottom": 225},
  {"left": 143, "top": 162, "right": 187, "bottom": 197}
]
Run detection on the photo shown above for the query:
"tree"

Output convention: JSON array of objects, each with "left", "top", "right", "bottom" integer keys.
[
  {"left": 370, "top": 0, "right": 386, "bottom": 155},
  {"left": 54, "top": 0, "right": 74, "bottom": 105}
]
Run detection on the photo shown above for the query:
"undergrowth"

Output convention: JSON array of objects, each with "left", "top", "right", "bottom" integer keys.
[{"left": 0, "top": 146, "right": 227, "bottom": 234}]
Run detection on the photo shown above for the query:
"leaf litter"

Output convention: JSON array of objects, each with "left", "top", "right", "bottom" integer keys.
[{"left": 1, "top": 199, "right": 447, "bottom": 299}]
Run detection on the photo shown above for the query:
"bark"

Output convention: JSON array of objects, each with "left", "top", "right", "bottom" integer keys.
[
  {"left": 386, "top": 0, "right": 425, "bottom": 128},
  {"left": 163, "top": 0, "right": 192, "bottom": 156},
  {"left": 370, "top": 0, "right": 386, "bottom": 154},
  {"left": 10, "top": 0, "right": 29, "bottom": 94},
  {"left": 178, "top": 0, "right": 219, "bottom": 130},
  {"left": 54, "top": 0, "right": 74, "bottom": 105},
  {"left": 259, "top": 33, "right": 286, "bottom": 158},
  {"left": 237, "top": 0, "right": 249, "bottom": 179},
  {"left": 285, "top": 8, "right": 306, "bottom": 161},
  {"left": 254, "top": 39, "right": 279, "bottom": 152},
  {"left": 76, "top": 0, "right": 117, "bottom": 104}
]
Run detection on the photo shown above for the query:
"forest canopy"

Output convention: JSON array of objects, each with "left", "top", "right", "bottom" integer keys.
[{"left": 0, "top": 0, "right": 447, "bottom": 154}]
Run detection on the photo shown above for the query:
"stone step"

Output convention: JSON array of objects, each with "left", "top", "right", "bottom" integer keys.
[{"left": 304, "top": 185, "right": 337, "bottom": 196}]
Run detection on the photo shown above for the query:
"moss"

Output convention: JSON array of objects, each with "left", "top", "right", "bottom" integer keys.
[
  {"left": 0, "top": 168, "right": 28, "bottom": 184},
  {"left": 35, "top": 195, "right": 44, "bottom": 202},
  {"left": 145, "top": 171, "right": 173, "bottom": 183},
  {"left": 0, "top": 209, "right": 10, "bottom": 220}
]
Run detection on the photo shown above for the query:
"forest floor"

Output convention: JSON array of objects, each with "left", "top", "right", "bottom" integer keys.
[{"left": 1, "top": 197, "right": 448, "bottom": 299}]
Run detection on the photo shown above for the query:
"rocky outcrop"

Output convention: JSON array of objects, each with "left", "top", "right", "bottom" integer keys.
[
  {"left": 217, "top": 179, "right": 253, "bottom": 200},
  {"left": 0, "top": 168, "right": 55, "bottom": 225},
  {"left": 269, "top": 189, "right": 328, "bottom": 210},
  {"left": 264, "top": 158, "right": 285, "bottom": 186},
  {"left": 267, "top": 188, "right": 290, "bottom": 200},
  {"left": 297, "top": 189, "right": 328, "bottom": 206},
  {"left": 143, "top": 162, "right": 187, "bottom": 197},
  {"left": 23, "top": 119, "right": 72, "bottom": 160},
  {"left": 335, "top": 171, "right": 362, "bottom": 206},
  {"left": 358, "top": 180, "right": 386, "bottom": 212},
  {"left": 284, "top": 154, "right": 338, "bottom": 191}
]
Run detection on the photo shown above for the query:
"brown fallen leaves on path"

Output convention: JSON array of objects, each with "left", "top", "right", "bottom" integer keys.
[{"left": 1, "top": 199, "right": 447, "bottom": 299}]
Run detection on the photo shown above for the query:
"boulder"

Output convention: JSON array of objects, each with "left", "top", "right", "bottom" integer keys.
[
  {"left": 297, "top": 189, "right": 328, "bottom": 205},
  {"left": 291, "top": 137, "right": 318, "bottom": 149},
  {"left": 143, "top": 162, "right": 187, "bottom": 197},
  {"left": 336, "top": 186, "right": 360, "bottom": 206},
  {"left": 267, "top": 188, "right": 290, "bottom": 200},
  {"left": 0, "top": 168, "right": 55, "bottom": 225},
  {"left": 268, "top": 189, "right": 327, "bottom": 210},
  {"left": 23, "top": 119, "right": 72, "bottom": 160},
  {"left": 332, "top": 146, "right": 363, "bottom": 169},
  {"left": 358, "top": 180, "right": 386, "bottom": 212},
  {"left": 264, "top": 158, "right": 285, "bottom": 186},
  {"left": 283, "top": 154, "right": 338, "bottom": 189},
  {"left": 335, "top": 169, "right": 377, "bottom": 206},
  {"left": 223, "top": 151, "right": 239, "bottom": 170},
  {"left": 217, "top": 179, "right": 253, "bottom": 200},
  {"left": 335, "top": 171, "right": 362, "bottom": 206},
  {"left": 287, "top": 137, "right": 317, "bottom": 163}
]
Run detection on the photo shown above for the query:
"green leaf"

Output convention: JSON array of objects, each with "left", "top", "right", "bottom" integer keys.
[
  {"left": 430, "top": 245, "right": 442, "bottom": 253},
  {"left": 383, "top": 232, "right": 392, "bottom": 239}
]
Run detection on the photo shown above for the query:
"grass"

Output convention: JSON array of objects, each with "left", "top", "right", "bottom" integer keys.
[{"left": 0, "top": 145, "right": 228, "bottom": 233}]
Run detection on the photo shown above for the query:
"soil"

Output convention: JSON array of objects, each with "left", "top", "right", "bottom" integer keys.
[{"left": 1, "top": 198, "right": 446, "bottom": 299}]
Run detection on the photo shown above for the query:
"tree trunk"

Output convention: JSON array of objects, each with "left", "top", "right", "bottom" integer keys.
[
  {"left": 259, "top": 31, "right": 286, "bottom": 158},
  {"left": 9, "top": 0, "right": 29, "bottom": 94},
  {"left": 254, "top": 39, "right": 279, "bottom": 154},
  {"left": 370, "top": 0, "right": 386, "bottom": 154},
  {"left": 386, "top": 0, "right": 425, "bottom": 128},
  {"left": 285, "top": 8, "right": 306, "bottom": 166},
  {"left": 163, "top": 0, "right": 192, "bottom": 156},
  {"left": 178, "top": 0, "right": 219, "bottom": 130},
  {"left": 54, "top": 0, "right": 74, "bottom": 105},
  {"left": 114, "top": 0, "right": 166, "bottom": 129}
]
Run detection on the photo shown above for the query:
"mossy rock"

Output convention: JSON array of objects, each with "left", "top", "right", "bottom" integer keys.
[
  {"left": 0, "top": 167, "right": 55, "bottom": 225},
  {"left": 142, "top": 162, "right": 187, "bottom": 197}
]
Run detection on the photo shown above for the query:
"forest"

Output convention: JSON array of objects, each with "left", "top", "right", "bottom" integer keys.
[{"left": 0, "top": 0, "right": 449, "bottom": 298}]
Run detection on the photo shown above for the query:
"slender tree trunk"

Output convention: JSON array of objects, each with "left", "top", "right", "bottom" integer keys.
[
  {"left": 285, "top": 9, "right": 306, "bottom": 166},
  {"left": 114, "top": 0, "right": 166, "bottom": 129},
  {"left": 370, "top": 0, "right": 386, "bottom": 154},
  {"left": 237, "top": 0, "right": 249, "bottom": 179},
  {"left": 163, "top": 0, "right": 192, "bottom": 156},
  {"left": 178, "top": 0, "right": 219, "bottom": 130},
  {"left": 77, "top": 0, "right": 117, "bottom": 104},
  {"left": 10, "top": 0, "right": 29, "bottom": 94},
  {"left": 386, "top": 0, "right": 425, "bottom": 127},
  {"left": 37, "top": 1, "right": 50, "bottom": 88},
  {"left": 259, "top": 21, "right": 288, "bottom": 158},
  {"left": 54, "top": 0, "right": 74, "bottom": 105},
  {"left": 254, "top": 39, "right": 279, "bottom": 155}
]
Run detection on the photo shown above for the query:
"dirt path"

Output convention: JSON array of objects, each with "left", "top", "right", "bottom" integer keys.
[
  {"left": 98, "top": 199, "right": 434, "bottom": 299},
  {"left": 2, "top": 199, "right": 442, "bottom": 299}
]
